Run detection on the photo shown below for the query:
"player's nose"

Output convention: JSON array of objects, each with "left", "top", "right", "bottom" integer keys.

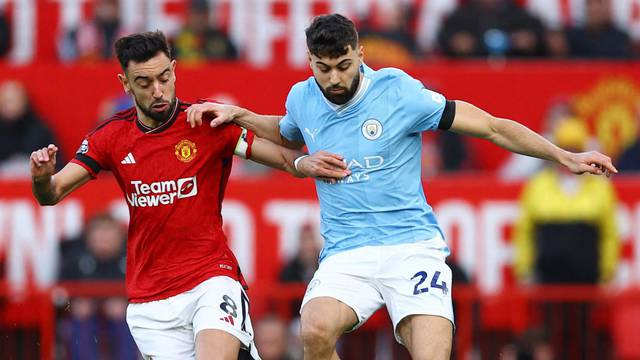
[
  {"left": 329, "top": 70, "right": 340, "bottom": 85},
  {"left": 152, "top": 82, "right": 163, "bottom": 98}
]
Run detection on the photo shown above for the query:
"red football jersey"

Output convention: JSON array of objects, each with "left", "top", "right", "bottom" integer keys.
[{"left": 71, "top": 100, "right": 255, "bottom": 303}]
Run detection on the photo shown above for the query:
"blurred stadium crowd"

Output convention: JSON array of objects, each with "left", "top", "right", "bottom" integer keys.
[{"left": 1, "top": 0, "right": 640, "bottom": 359}]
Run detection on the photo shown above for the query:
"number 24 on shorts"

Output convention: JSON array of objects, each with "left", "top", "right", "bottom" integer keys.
[{"left": 412, "top": 271, "right": 449, "bottom": 295}]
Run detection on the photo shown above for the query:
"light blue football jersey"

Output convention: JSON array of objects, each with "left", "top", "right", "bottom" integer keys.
[{"left": 280, "top": 64, "right": 450, "bottom": 261}]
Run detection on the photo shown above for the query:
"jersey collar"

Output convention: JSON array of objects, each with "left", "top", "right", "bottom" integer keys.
[{"left": 135, "top": 99, "right": 181, "bottom": 134}]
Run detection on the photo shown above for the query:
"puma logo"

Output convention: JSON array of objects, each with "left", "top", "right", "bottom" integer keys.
[{"left": 304, "top": 128, "right": 319, "bottom": 142}]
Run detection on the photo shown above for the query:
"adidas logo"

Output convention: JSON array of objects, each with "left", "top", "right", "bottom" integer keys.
[
  {"left": 220, "top": 315, "right": 234, "bottom": 325},
  {"left": 121, "top": 153, "right": 136, "bottom": 164}
]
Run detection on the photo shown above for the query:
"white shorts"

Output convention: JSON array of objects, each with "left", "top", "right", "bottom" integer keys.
[
  {"left": 301, "top": 235, "right": 454, "bottom": 344},
  {"left": 127, "top": 276, "right": 261, "bottom": 360}
]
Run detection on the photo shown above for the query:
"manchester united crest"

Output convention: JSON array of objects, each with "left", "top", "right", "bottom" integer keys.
[{"left": 175, "top": 140, "right": 197, "bottom": 162}]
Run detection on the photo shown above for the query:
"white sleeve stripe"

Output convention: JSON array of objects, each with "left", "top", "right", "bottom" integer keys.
[{"left": 234, "top": 127, "right": 249, "bottom": 158}]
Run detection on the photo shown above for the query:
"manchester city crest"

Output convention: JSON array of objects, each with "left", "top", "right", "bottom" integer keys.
[{"left": 361, "top": 119, "right": 382, "bottom": 140}]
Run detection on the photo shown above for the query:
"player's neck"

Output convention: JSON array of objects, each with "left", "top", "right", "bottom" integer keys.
[
  {"left": 137, "top": 114, "right": 162, "bottom": 129},
  {"left": 136, "top": 102, "right": 177, "bottom": 129}
]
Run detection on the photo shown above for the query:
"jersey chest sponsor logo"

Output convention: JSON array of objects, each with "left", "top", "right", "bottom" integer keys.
[
  {"left": 334, "top": 155, "right": 385, "bottom": 184},
  {"left": 175, "top": 139, "right": 197, "bottom": 162},
  {"left": 125, "top": 176, "right": 198, "bottom": 207}
]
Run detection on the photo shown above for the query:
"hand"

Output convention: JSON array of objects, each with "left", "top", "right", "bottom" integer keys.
[
  {"left": 297, "top": 151, "right": 351, "bottom": 183},
  {"left": 30, "top": 144, "right": 58, "bottom": 181},
  {"left": 185, "top": 102, "right": 241, "bottom": 128},
  {"left": 563, "top": 151, "right": 618, "bottom": 177}
]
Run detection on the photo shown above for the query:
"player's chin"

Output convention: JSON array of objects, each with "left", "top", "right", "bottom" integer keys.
[{"left": 326, "top": 94, "right": 349, "bottom": 105}]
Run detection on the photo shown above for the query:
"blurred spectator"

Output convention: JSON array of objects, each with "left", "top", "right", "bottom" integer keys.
[
  {"left": 279, "top": 224, "right": 321, "bottom": 319},
  {"left": 0, "top": 80, "right": 59, "bottom": 177},
  {"left": 58, "top": 213, "right": 137, "bottom": 360},
  {"left": 566, "top": 0, "right": 633, "bottom": 59},
  {"left": 439, "top": 131, "right": 472, "bottom": 172},
  {"left": 0, "top": 12, "right": 10, "bottom": 58},
  {"left": 616, "top": 101, "right": 640, "bottom": 171},
  {"left": 279, "top": 224, "right": 321, "bottom": 284},
  {"left": 438, "top": 0, "right": 547, "bottom": 58},
  {"left": 501, "top": 328, "right": 554, "bottom": 360},
  {"left": 358, "top": 5, "right": 417, "bottom": 66},
  {"left": 173, "top": 0, "right": 238, "bottom": 61},
  {"left": 545, "top": 29, "right": 570, "bottom": 58},
  {"left": 254, "top": 314, "right": 294, "bottom": 360},
  {"left": 617, "top": 135, "right": 640, "bottom": 172},
  {"left": 514, "top": 117, "right": 620, "bottom": 284},
  {"left": 58, "top": 0, "right": 124, "bottom": 62}
]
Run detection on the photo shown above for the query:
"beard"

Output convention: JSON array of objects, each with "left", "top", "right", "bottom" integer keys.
[
  {"left": 135, "top": 96, "right": 177, "bottom": 124},
  {"left": 318, "top": 73, "right": 360, "bottom": 105}
]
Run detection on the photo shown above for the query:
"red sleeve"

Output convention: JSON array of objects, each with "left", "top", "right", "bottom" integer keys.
[
  {"left": 72, "top": 128, "right": 111, "bottom": 178},
  {"left": 224, "top": 123, "right": 255, "bottom": 159}
]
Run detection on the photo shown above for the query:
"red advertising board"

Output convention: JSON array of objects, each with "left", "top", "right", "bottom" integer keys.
[
  {"left": 1, "top": 175, "right": 639, "bottom": 294},
  {"left": 1, "top": 61, "right": 639, "bottom": 171}
]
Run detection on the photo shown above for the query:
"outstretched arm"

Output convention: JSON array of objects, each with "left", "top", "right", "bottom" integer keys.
[
  {"left": 186, "top": 103, "right": 303, "bottom": 149},
  {"left": 31, "top": 144, "right": 92, "bottom": 205},
  {"left": 247, "top": 137, "right": 350, "bottom": 182},
  {"left": 449, "top": 101, "right": 618, "bottom": 176}
]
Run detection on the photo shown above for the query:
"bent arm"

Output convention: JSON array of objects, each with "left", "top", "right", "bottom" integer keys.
[
  {"left": 247, "top": 137, "right": 349, "bottom": 180},
  {"left": 232, "top": 109, "right": 303, "bottom": 149},
  {"left": 449, "top": 100, "right": 617, "bottom": 175},
  {"left": 450, "top": 101, "right": 568, "bottom": 162},
  {"left": 248, "top": 137, "right": 305, "bottom": 177},
  {"left": 32, "top": 162, "right": 91, "bottom": 205}
]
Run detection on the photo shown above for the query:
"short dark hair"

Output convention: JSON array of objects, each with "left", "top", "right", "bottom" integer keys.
[
  {"left": 114, "top": 31, "right": 172, "bottom": 70},
  {"left": 305, "top": 14, "right": 358, "bottom": 58}
]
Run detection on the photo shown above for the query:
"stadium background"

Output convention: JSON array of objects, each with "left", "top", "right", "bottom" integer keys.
[{"left": 1, "top": 0, "right": 640, "bottom": 359}]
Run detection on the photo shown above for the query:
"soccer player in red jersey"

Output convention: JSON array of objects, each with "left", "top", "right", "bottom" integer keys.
[{"left": 30, "top": 31, "right": 348, "bottom": 360}]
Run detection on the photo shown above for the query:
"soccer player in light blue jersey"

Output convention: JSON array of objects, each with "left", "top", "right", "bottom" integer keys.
[{"left": 186, "top": 14, "right": 617, "bottom": 360}]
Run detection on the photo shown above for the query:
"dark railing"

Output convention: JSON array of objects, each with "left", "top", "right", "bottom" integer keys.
[{"left": 1, "top": 281, "right": 639, "bottom": 360}]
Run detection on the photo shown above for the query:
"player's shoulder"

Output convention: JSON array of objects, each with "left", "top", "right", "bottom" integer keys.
[
  {"left": 182, "top": 98, "right": 218, "bottom": 107},
  {"left": 372, "top": 67, "right": 413, "bottom": 83},
  {"left": 288, "top": 76, "right": 317, "bottom": 100},
  {"left": 371, "top": 67, "right": 423, "bottom": 91},
  {"left": 88, "top": 107, "right": 136, "bottom": 136}
]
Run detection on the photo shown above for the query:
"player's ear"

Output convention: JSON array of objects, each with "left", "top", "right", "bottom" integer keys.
[
  {"left": 307, "top": 51, "right": 313, "bottom": 67},
  {"left": 171, "top": 59, "right": 177, "bottom": 81},
  {"left": 358, "top": 45, "right": 364, "bottom": 61},
  {"left": 117, "top": 73, "right": 131, "bottom": 94}
]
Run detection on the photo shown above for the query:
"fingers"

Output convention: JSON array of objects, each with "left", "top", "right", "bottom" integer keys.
[
  {"left": 315, "top": 151, "right": 347, "bottom": 169},
  {"left": 185, "top": 103, "right": 235, "bottom": 129},
  {"left": 209, "top": 112, "right": 232, "bottom": 128},
  {"left": 317, "top": 177, "right": 338, "bottom": 184},
  {"left": 314, "top": 167, "right": 350, "bottom": 179},
  {"left": 587, "top": 152, "right": 618, "bottom": 177},
  {"left": 30, "top": 151, "right": 42, "bottom": 168},
  {"left": 47, "top": 144, "right": 58, "bottom": 158},
  {"left": 32, "top": 146, "right": 54, "bottom": 165},
  {"left": 185, "top": 105, "right": 204, "bottom": 128}
]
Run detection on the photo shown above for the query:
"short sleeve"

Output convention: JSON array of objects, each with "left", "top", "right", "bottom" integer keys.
[
  {"left": 278, "top": 89, "right": 304, "bottom": 142},
  {"left": 70, "top": 130, "right": 110, "bottom": 178},
  {"left": 225, "top": 123, "right": 255, "bottom": 159},
  {"left": 402, "top": 75, "right": 448, "bottom": 133}
]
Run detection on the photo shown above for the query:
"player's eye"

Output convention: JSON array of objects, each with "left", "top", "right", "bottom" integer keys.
[
  {"left": 338, "top": 62, "right": 351, "bottom": 71},
  {"left": 318, "top": 66, "right": 330, "bottom": 73},
  {"left": 137, "top": 81, "right": 150, "bottom": 88}
]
